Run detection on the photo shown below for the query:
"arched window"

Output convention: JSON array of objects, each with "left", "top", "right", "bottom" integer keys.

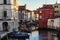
[{"left": 2, "top": 22, "right": 8, "bottom": 31}]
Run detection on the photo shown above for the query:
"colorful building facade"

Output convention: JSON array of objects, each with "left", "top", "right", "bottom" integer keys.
[
  {"left": 33, "top": 10, "right": 39, "bottom": 21},
  {"left": 47, "top": 3, "right": 60, "bottom": 17},
  {"left": 18, "top": 5, "right": 26, "bottom": 22},
  {"left": 38, "top": 5, "right": 54, "bottom": 28},
  {"left": 0, "top": 0, "right": 19, "bottom": 32},
  {"left": 53, "top": 3, "right": 60, "bottom": 17}
]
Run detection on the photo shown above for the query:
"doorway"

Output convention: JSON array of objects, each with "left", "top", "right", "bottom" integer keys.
[{"left": 2, "top": 22, "right": 8, "bottom": 31}]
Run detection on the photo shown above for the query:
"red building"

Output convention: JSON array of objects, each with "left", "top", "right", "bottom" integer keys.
[{"left": 37, "top": 5, "right": 54, "bottom": 28}]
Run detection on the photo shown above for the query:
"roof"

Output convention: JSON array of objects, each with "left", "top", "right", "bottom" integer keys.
[
  {"left": 26, "top": 9, "right": 31, "bottom": 12},
  {"left": 36, "top": 5, "right": 54, "bottom": 11},
  {"left": 33, "top": 10, "right": 38, "bottom": 14},
  {"left": 18, "top": 5, "right": 26, "bottom": 10},
  {"left": 43, "top": 5, "right": 54, "bottom": 9}
]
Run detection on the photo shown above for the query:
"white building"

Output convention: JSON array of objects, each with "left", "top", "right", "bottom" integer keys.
[
  {"left": 18, "top": 5, "right": 26, "bottom": 22},
  {"left": 0, "top": 0, "right": 19, "bottom": 32},
  {"left": 26, "top": 10, "right": 31, "bottom": 21},
  {"left": 47, "top": 17, "right": 60, "bottom": 29},
  {"left": 32, "top": 11, "right": 35, "bottom": 21}
]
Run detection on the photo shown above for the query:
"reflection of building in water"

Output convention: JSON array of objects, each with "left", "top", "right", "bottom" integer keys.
[
  {"left": 30, "top": 31, "right": 39, "bottom": 40},
  {"left": 39, "top": 31, "right": 48, "bottom": 40},
  {"left": 48, "top": 31, "right": 58, "bottom": 40},
  {"left": 39, "top": 31, "right": 58, "bottom": 40}
]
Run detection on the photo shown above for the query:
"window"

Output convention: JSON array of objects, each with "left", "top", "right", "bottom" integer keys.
[
  {"left": 3, "top": 22, "right": 8, "bottom": 31},
  {"left": 51, "top": 20, "right": 54, "bottom": 22},
  {"left": 4, "top": 0, "right": 7, "bottom": 4},
  {"left": 50, "top": 13, "right": 52, "bottom": 14},
  {"left": 22, "top": 11, "right": 25, "bottom": 13},
  {"left": 54, "top": 5, "right": 58, "bottom": 8},
  {"left": 3, "top": 11, "right": 7, "bottom": 17},
  {"left": 55, "top": 11, "right": 59, "bottom": 13},
  {"left": 7, "top": 0, "right": 10, "bottom": 4},
  {"left": 40, "top": 16, "right": 42, "bottom": 19},
  {"left": 19, "top": 11, "right": 21, "bottom": 13},
  {"left": 40, "top": 10, "right": 42, "bottom": 13}
]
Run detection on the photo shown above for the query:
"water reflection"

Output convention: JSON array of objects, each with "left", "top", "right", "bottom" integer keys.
[
  {"left": 29, "top": 30, "right": 58, "bottom": 40},
  {"left": 39, "top": 31, "right": 58, "bottom": 40},
  {"left": 29, "top": 31, "right": 39, "bottom": 40},
  {"left": 8, "top": 30, "right": 59, "bottom": 40}
]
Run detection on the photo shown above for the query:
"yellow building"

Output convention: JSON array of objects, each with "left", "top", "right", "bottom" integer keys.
[
  {"left": 35, "top": 14, "right": 39, "bottom": 21},
  {"left": 11, "top": 0, "right": 18, "bottom": 12},
  {"left": 11, "top": 0, "right": 18, "bottom": 31},
  {"left": 49, "top": 2, "right": 60, "bottom": 17},
  {"left": 53, "top": 3, "right": 60, "bottom": 17},
  {"left": 45, "top": 3, "right": 60, "bottom": 17},
  {"left": 27, "top": 10, "right": 32, "bottom": 21},
  {"left": 11, "top": 0, "right": 18, "bottom": 19},
  {"left": 33, "top": 10, "right": 39, "bottom": 21}
]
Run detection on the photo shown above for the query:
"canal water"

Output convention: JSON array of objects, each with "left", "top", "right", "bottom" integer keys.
[
  {"left": 7, "top": 30, "right": 60, "bottom": 40},
  {"left": 28, "top": 31, "right": 58, "bottom": 40}
]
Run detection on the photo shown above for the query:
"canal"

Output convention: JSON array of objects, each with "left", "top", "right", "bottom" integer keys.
[
  {"left": 2, "top": 30, "right": 60, "bottom": 40},
  {"left": 29, "top": 30, "right": 58, "bottom": 40}
]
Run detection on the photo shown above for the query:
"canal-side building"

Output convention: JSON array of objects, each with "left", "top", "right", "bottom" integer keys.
[
  {"left": 18, "top": 5, "right": 26, "bottom": 22},
  {"left": 18, "top": 5, "right": 32, "bottom": 22},
  {"left": 0, "top": 0, "right": 18, "bottom": 32},
  {"left": 27, "top": 11, "right": 37, "bottom": 21},
  {"left": 47, "top": 17, "right": 60, "bottom": 29},
  {"left": 46, "top": 3, "right": 60, "bottom": 17},
  {"left": 53, "top": 3, "right": 60, "bottom": 17},
  {"left": 25, "top": 9, "right": 31, "bottom": 21},
  {"left": 38, "top": 5, "right": 54, "bottom": 28},
  {"left": 31, "top": 11, "right": 35, "bottom": 21},
  {"left": 11, "top": 0, "right": 19, "bottom": 31},
  {"left": 33, "top": 10, "right": 39, "bottom": 21}
]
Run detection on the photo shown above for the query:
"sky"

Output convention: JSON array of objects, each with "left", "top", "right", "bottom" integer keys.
[{"left": 18, "top": 0, "right": 60, "bottom": 11}]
